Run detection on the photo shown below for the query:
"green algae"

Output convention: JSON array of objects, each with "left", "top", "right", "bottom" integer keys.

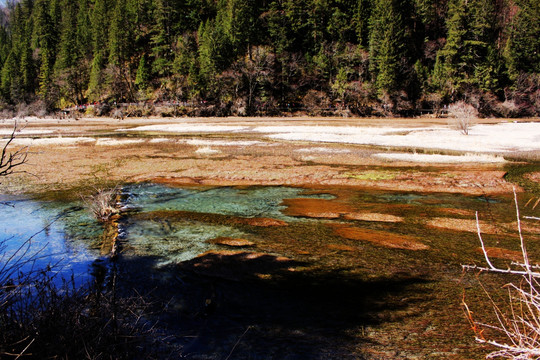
[{"left": 504, "top": 162, "right": 540, "bottom": 195}]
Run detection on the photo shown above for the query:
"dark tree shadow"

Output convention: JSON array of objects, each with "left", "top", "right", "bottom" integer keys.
[{"left": 115, "top": 252, "right": 431, "bottom": 360}]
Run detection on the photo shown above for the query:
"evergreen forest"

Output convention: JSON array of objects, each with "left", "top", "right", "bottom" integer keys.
[{"left": 0, "top": 0, "right": 538, "bottom": 117}]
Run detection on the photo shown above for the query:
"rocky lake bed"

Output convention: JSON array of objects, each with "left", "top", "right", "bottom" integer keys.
[{"left": 1, "top": 115, "right": 540, "bottom": 359}]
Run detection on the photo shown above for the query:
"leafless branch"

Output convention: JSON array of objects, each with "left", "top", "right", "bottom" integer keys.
[
  {"left": 462, "top": 188, "right": 540, "bottom": 359},
  {"left": 0, "top": 122, "right": 28, "bottom": 180}
]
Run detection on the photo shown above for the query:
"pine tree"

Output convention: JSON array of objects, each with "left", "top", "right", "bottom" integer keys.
[
  {"left": 55, "top": 0, "right": 77, "bottom": 71},
  {"left": 219, "top": 0, "right": 257, "bottom": 56},
  {"left": 354, "top": 0, "right": 372, "bottom": 48},
  {"left": 135, "top": 54, "right": 150, "bottom": 90},
  {"left": 18, "top": 1, "right": 36, "bottom": 99},
  {"left": 327, "top": 0, "right": 357, "bottom": 44},
  {"left": 282, "top": 0, "right": 312, "bottom": 52},
  {"left": 197, "top": 18, "right": 230, "bottom": 96},
  {"left": 87, "top": 0, "right": 109, "bottom": 100},
  {"left": 468, "top": 0, "right": 501, "bottom": 93},
  {"left": 34, "top": 0, "right": 57, "bottom": 101},
  {"left": 0, "top": 52, "right": 17, "bottom": 100},
  {"left": 151, "top": 0, "right": 176, "bottom": 77},
  {"left": 505, "top": 0, "right": 540, "bottom": 78},
  {"left": 432, "top": 0, "right": 467, "bottom": 96},
  {"left": 266, "top": 0, "right": 293, "bottom": 57},
  {"left": 368, "top": 0, "right": 406, "bottom": 97},
  {"left": 434, "top": 0, "right": 502, "bottom": 97},
  {"left": 109, "top": 0, "right": 131, "bottom": 66},
  {"left": 75, "top": 0, "right": 92, "bottom": 61}
]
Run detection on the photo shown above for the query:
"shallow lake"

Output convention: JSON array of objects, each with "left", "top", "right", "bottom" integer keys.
[{"left": 2, "top": 183, "right": 538, "bottom": 358}]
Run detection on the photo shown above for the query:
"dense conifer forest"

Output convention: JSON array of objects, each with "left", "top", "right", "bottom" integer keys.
[{"left": 0, "top": 0, "right": 538, "bottom": 117}]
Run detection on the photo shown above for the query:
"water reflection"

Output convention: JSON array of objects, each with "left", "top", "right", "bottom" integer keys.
[{"left": 0, "top": 196, "right": 101, "bottom": 285}]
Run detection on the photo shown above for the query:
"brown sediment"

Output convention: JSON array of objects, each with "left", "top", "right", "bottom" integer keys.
[
  {"left": 281, "top": 198, "right": 355, "bottom": 219},
  {"left": 208, "top": 237, "right": 255, "bottom": 247},
  {"left": 525, "top": 172, "right": 540, "bottom": 182},
  {"left": 330, "top": 224, "right": 429, "bottom": 250},
  {"left": 502, "top": 220, "right": 540, "bottom": 234},
  {"left": 194, "top": 250, "right": 292, "bottom": 262},
  {"left": 233, "top": 217, "right": 288, "bottom": 227},
  {"left": 433, "top": 208, "right": 476, "bottom": 217},
  {"left": 476, "top": 247, "right": 523, "bottom": 262},
  {"left": 0, "top": 116, "right": 524, "bottom": 197},
  {"left": 343, "top": 212, "right": 404, "bottom": 223},
  {"left": 327, "top": 244, "right": 358, "bottom": 252},
  {"left": 426, "top": 217, "right": 502, "bottom": 234}
]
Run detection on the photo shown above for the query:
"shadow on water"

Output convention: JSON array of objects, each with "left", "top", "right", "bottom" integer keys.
[{"left": 116, "top": 252, "right": 430, "bottom": 359}]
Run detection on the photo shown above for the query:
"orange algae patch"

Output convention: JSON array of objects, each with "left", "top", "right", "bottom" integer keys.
[
  {"left": 234, "top": 217, "right": 288, "bottom": 227},
  {"left": 476, "top": 247, "right": 523, "bottom": 262},
  {"left": 327, "top": 244, "right": 357, "bottom": 252},
  {"left": 343, "top": 212, "right": 404, "bottom": 223},
  {"left": 208, "top": 237, "right": 255, "bottom": 247},
  {"left": 504, "top": 221, "right": 540, "bottom": 234},
  {"left": 426, "top": 217, "right": 500, "bottom": 234},
  {"left": 331, "top": 224, "right": 429, "bottom": 250},
  {"left": 281, "top": 198, "right": 355, "bottom": 219},
  {"left": 196, "top": 250, "right": 291, "bottom": 262},
  {"left": 434, "top": 208, "right": 476, "bottom": 217}
]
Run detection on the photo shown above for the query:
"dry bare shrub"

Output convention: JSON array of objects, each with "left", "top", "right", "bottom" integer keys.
[
  {"left": 125, "top": 105, "right": 143, "bottom": 117},
  {"left": 111, "top": 108, "right": 125, "bottom": 120},
  {"left": 83, "top": 187, "right": 120, "bottom": 222},
  {"left": 420, "top": 92, "right": 444, "bottom": 117},
  {"left": 497, "top": 100, "right": 520, "bottom": 118},
  {"left": 448, "top": 101, "right": 478, "bottom": 135},
  {"left": 302, "top": 90, "right": 330, "bottom": 115},
  {"left": 0, "top": 106, "right": 14, "bottom": 120},
  {"left": 231, "top": 98, "right": 247, "bottom": 116},
  {"left": 93, "top": 103, "right": 111, "bottom": 116},
  {"left": 463, "top": 190, "right": 540, "bottom": 359}
]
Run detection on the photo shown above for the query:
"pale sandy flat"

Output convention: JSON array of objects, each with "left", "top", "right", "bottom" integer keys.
[{"left": 374, "top": 153, "right": 507, "bottom": 163}]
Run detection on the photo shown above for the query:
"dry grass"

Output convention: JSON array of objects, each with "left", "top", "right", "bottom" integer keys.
[
  {"left": 82, "top": 186, "right": 121, "bottom": 222},
  {"left": 0, "top": 265, "right": 156, "bottom": 359}
]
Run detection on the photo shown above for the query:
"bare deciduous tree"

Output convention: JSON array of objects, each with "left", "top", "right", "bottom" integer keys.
[
  {"left": 0, "top": 123, "right": 27, "bottom": 180},
  {"left": 448, "top": 101, "right": 478, "bottom": 135}
]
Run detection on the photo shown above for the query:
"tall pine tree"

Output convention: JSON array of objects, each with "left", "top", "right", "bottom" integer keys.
[
  {"left": 504, "top": 0, "right": 540, "bottom": 79},
  {"left": 88, "top": 0, "right": 109, "bottom": 101},
  {"left": 369, "top": 0, "right": 406, "bottom": 99}
]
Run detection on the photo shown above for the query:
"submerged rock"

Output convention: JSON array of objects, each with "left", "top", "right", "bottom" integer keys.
[
  {"left": 476, "top": 247, "right": 522, "bottom": 262},
  {"left": 344, "top": 212, "right": 404, "bottom": 223},
  {"left": 426, "top": 217, "right": 501, "bottom": 234},
  {"left": 209, "top": 237, "right": 256, "bottom": 247},
  {"left": 234, "top": 217, "right": 288, "bottom": 227},
  {"left": 331, "top": 224, "right": 429, "bottom": 251},
  {"left": 281, "top": 198, "right": 355, "bottom": 219}
]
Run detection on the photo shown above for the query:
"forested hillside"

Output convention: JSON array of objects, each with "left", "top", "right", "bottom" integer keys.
[{"left": 0, "top": 0, "right": 538, "bottom": 117}]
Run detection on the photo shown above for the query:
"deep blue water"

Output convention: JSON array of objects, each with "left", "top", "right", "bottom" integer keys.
[{"left": 0, "top": 196, "right": 101, "bottom": 285}]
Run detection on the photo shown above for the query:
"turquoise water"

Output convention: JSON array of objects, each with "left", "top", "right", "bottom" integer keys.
[
  {"left": 1, "top": 183, "right": 511, "bottom": 277},
  {"left": 120, "top": 183, "right": 336, "bottom": 265},
  {"left": 122, "top": 183, "right": 334, "bottom": 220},
  {"left": 0, "top": 196, "right": 102, "bottom": 284},
  {"left": 1, "top": 184, "right": 338, "bottom": 275}
]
